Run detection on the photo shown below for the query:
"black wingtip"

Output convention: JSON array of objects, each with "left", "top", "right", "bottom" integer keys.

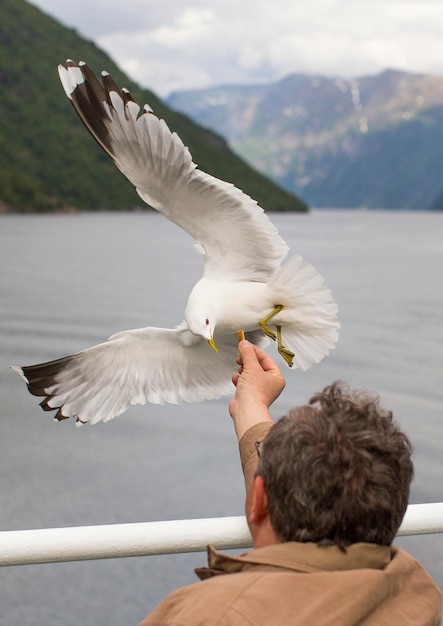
[
  {"left": 15, "top": 355, "right": 77, "bottom": 422},
  {"left": 61, "top": 61, "right": 147, "bottom": 164}
]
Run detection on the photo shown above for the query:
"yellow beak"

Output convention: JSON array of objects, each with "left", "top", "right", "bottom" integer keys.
[{"left": 207, "top": 338, "right": 218, "bottom": 353}]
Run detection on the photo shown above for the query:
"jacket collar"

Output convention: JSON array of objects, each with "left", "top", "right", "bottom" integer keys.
[{"left": 196, "top": 542, "right": 392, "bottom": 579}]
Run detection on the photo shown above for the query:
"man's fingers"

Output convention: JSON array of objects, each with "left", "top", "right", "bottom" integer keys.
[{"left": 256, "top": 351, "right": 279, "bottom": 373}]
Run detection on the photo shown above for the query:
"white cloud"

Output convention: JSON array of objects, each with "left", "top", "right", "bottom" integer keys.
[
  {"left": 150, "top": 8, "right": 217, "bottom": 47},
  {"left": 30, "top": 0, "right": 443, "bottom": 96}
]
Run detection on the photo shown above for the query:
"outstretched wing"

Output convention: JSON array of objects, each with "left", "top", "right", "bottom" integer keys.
[
  {"left": 58, "top": 61, "right": 288, "bottom": 282},
  {"left": 12, "top": 327, "right": 267, "bottom": 425}
]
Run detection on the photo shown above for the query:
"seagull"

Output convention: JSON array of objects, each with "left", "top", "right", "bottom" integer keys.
[{"left": 11, "top": 60, "right": 340, "bottom": 426}]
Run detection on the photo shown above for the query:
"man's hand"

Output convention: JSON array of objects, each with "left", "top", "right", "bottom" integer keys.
[{"left": 229, "top": 340, "right": 286, "bottom": 440}]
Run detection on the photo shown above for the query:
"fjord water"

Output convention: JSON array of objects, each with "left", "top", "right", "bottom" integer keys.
[{"left": 1, "top": 210, "right": 442, "bottom": 625}]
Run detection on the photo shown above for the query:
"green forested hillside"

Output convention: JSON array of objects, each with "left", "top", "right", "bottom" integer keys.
[{"left": 0, "top": 0, "right": 306, "bottom": 212}]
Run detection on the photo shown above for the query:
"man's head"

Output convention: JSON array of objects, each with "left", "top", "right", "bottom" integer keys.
[{"left": 255, "top": 381, "right": 413, "bottom": 549}]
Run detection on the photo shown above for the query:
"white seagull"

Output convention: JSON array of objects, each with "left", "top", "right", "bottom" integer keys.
[{"left": 11, "top": 60, "right": 340, "bottom": 426}]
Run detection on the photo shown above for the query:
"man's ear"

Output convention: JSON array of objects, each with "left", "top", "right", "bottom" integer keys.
[{"left": 248, "top": 475, "right": 269, "bottom": 524}]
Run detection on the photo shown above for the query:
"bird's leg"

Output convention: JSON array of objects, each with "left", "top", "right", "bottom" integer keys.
[
  {"left": 259, "top": 304, "right": 283, "bottom": 340},
  {"left": 276, "top": 325, "right": 295, "bottom": 368}
]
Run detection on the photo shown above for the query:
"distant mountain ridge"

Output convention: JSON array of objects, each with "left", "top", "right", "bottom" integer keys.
[
  {"left": 167, "top": 70, "right": 443, "bottom": 209},
  {"left": 0, "top": 0, "right": 305, "bottom": 212}
]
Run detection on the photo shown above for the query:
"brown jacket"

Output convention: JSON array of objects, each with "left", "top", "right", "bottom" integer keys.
[
  {"left": 140, "top": 541, "right": 441, "bottom": 625},
  {"left": 139, "top": 424, "right": 441, "bottom": 625}
]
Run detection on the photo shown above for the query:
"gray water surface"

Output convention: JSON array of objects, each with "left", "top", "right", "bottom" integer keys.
[{"left": 1, "top": 210, "right": 442, "bottom": 625}]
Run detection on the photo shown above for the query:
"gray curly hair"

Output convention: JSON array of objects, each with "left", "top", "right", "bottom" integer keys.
[{"left": 257, "top": 381, "right": 413, "bottom": 549}]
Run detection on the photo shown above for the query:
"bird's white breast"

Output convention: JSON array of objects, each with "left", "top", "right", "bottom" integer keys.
[{"left": 187, "top": 278, "right": 272, "bottom": 333}]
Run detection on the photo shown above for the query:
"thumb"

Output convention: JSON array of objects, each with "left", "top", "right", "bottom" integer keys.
[
  {"left": 238, "top": 340, "right": 259, "bottom": 369},
  {"left": 239, "top": 339, "right": 281, "bottom": 375}
]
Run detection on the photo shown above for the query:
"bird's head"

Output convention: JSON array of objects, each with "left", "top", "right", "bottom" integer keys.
[
  {"left": 201, "top": 316, "right": 219, "bottom": 353},
  {"left": 186, "top": 310, "right": 218, "bottom": 353},
  {"left": 185, "top": 281, "right": 220, "bottom": 353},
  {"left": 205, "top": 319, "right": 218, "bottom": 353}
]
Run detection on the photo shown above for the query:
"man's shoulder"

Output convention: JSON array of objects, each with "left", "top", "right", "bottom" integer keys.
[
  {"left": 139, "top": 547, "right": 441, "bottom": 626},
  {"left": 138, "top": 571, "right": 267, "bottom": 626}
]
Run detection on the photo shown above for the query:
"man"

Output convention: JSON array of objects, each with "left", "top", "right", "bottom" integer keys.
[{"left": 139, "top": 340, "right": 441, "bottom": 625}]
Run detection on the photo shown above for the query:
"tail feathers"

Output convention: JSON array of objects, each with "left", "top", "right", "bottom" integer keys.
[
  {"left": 271, "top": 255, "right": 334, "bottom": 304},
  {"left": 270, "top": 254, "right": 340, "bottom": 370},
  {"left": 280, "top": 325, "right": 340, "bottom": 370}
]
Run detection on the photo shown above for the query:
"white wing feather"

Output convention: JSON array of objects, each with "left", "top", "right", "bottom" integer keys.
[
  {"left": 14, "top": 327, "right": 267, "bottom": 425},
  {"left": 57, "top": 61, "right": 288, "bottom": 281}
]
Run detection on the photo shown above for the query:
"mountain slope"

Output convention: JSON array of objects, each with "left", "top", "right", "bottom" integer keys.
[
  {"left": 168, "top": 70, "right": 443, "bottom": 209},
  {"left": 0, "top": 0, "right": 306, "bottom": 212}
]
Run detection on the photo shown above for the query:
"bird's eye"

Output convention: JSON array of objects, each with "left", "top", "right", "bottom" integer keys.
[{"left": 205, "top": 318, "right": 209, "bottom": 325}]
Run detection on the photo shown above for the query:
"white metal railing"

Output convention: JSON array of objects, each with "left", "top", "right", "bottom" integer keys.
[{"left": 1, "top": 503, "right": 443, "bottom": 567}]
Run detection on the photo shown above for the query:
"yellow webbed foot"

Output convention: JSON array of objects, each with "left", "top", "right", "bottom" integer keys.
[
  {"left": 259, "top": 304, "right": 283, "bottom": 341},
  {"left": 276, "top": 325, "right": 295, "bottom": 368},
  {"left": 260, "top": 322, "right": 277, "bottom": 340}
]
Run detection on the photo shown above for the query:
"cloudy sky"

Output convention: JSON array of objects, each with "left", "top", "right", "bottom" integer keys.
[{"left": 30, "top": 0, "right": 443, "bottom": 97}]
